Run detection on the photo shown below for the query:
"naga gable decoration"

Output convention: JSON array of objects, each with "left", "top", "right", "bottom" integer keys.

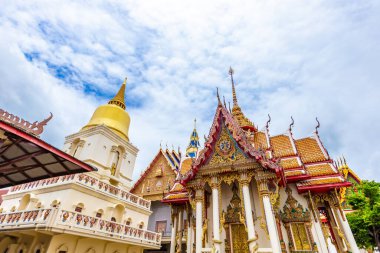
[{"left": 0, "top": 109, "right": 53, "bottom": 136}]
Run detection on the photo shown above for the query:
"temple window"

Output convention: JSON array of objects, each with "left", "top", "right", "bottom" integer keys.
[
  {"left": 51, "top": 200, "right": 60, "bottom": 207},
  {"left": 280, "top": 187, "right": 316, "bottom": 252},
  {"left": 96, "top": 209, "right": 103, "bottom": 218},
  {"left": 139, "top": 221, "right": 144, "bottom": 229},
  {"left": 111, "top": 217, "right": 116, "bottom": 222},
  {"left": 109, "top": 146, "right": 125, "bottom": 176},
  {"left": 125, "top": 217, "right": 132, "bottom": 226},
  {"left": 74, "top": 203, "right": 84, "bottom": 213},
  {"left": 70, "top": 139, "right": 85, "bottom": 158}
]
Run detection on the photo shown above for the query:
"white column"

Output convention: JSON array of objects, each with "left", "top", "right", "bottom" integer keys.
[
  {"left": 306, "top": 193, "right": 329, "bottom": 253},
  {"left": 211, "top": 178, "right": 221, "bottom": 253},
  {"left": 312, "top": 216, "right": 329, "bottom": 253},
  {"left": 187, "top": 216, "right": 193, "bottom": 253},
  {"left": 335, "top": 207, "right": 360, "bottom": 253},
  {"left": 195, "top": 200, "right": 203, "bottom": 253},
  {"left": 240, "top": 176, "right": 258, "bottom": 252},
  {"left": 170, "top": 210, "right": 178, "bottom": 253},
  {"left": 263, "top": 195, "right": 282, "bottom": 253},
  {"left": 178, "top": 208, "right": 184, "bottom": 252}
]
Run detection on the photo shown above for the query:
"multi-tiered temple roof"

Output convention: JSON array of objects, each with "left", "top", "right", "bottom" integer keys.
[{"left": 163, "top": 69, "right": 351, "bottom": 203}]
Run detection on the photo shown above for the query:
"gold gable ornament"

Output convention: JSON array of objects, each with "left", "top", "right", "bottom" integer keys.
[{"left": 280, "top": 187, "right": 318, "bottom": 252}]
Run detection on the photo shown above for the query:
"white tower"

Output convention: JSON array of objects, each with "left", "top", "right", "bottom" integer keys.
[{"left": 63, "top": 78, "right": 137, "bottom": 189}]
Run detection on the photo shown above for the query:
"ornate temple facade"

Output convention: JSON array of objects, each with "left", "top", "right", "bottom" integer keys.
[
  {"left": 130, "top": 147, "right": 180, "bottom": 252},
  {"left": 0, "top": 79, "right": 161, "bottom": 253},
  {"left": 162, "top": 69, "right": 360, "bottom": 253}
]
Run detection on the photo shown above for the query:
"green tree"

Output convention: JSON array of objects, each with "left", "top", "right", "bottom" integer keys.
[{"left": 346, "top": 180, "right": 380, "bottom": 250}]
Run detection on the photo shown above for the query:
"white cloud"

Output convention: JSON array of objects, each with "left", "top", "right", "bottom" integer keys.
[{"left": 0, "top": 0, "right": 379, "bottom": 181}]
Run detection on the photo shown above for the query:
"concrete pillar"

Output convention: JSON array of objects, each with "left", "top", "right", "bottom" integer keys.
[
  {"left": 211, "top": 177, "right": 221, "bottom": 253},
  {"left": 240, "top": 173, "right": 258, "bottom": 252},
  {"left": 335, "top": 207, "right": 360, "bottom": 253},
  {"left": 195, "top": 187, "right": 204, "bottom": 253},
  {"left": 170, "top": 208, "right": 178, "bottom": 253}
]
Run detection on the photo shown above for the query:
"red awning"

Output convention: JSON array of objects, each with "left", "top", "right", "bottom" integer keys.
[{"left": 0, "top": 120, "right": 96, "bottom": 188}]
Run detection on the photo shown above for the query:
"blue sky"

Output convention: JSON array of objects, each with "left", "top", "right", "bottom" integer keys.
[{"left": 0, "top": 0, "right": 379, "bottom": 181}]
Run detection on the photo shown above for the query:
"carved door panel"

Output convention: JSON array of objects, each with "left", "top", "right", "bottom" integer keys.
[{"left": 230, "top": 223, "right": 249, "bottom": 253}]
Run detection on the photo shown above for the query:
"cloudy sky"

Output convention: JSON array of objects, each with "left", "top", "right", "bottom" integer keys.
[{"left": 1, "top": 0, "right": 379, "bottom": 181}]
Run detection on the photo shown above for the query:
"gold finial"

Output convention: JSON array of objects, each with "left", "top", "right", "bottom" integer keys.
[
  {"left": 229, "top": 67, "right": 238, "bottom": 106},
  {"left": 108, "top": 77, "right": 127, "bottom": 110}
]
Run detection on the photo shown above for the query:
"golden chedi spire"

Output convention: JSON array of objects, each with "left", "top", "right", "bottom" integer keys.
[
  {"left": 228, "top": 67, "right": 257, "bottom": 132},
  {"left": 108, "top": 78, "right": 126, "bottom": 109},
  {"left": 82, "top": 77, "right": 131, "bottom": 141}
]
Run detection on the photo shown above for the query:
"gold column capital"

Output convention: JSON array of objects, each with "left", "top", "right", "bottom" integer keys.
[{"left": 210, "top": 176, "right": 221, "bottom": 189}]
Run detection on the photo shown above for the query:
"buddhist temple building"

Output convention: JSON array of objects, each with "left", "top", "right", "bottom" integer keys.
[
  {"left": 130, "top": 146, "right": 180, "bottom": 252},
  {"left": 160, "top": 68, "right": 360, "bottom": 253},
  {"left": 0, "top": 78, "right": 161, "bottom": 253},
  {"left": 335, "top": 157, "right": 361, "bottom": 213}
]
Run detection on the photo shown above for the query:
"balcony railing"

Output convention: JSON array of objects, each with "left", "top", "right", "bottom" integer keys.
[
  {"left": 0, "top": 208, "right": 161, "bottom": 247},
  {"left": 8, "top": 174, "right": 151, "bottom": 210}
]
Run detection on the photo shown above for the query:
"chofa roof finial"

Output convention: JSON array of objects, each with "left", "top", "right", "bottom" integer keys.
[
  {"left": 216, "top": 87, "right": 222, "bottom": 105},
  {"left": 265, "top": 114, "right": 271, "bottom": 130},
  {"left": 315, "top": 117, "right": 320, "bottom": 134},
  {"left": 289, "top": 116, "right": 294, "bottom": 132}
]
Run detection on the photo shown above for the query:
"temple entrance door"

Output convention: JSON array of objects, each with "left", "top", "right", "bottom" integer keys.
[{"left": 230, "top": 223, "right": 249, "bottom": 253}]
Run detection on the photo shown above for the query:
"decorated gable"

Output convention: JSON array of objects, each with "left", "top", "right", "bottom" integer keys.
[
  {"left": 208, "top": 123, "right": 247, "bottom": 166},
  {"left": 131, "top": 149, "right": 177, "bottom": 201}
]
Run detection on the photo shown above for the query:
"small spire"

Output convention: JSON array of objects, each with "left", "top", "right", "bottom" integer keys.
[
  {"left": 108, "top": 77, "right": 127, "bottom": 110},
  {"left": 343, "top": 155, "right": 347, "bottom": 165},
  {"left": 194, "top": 118, "right": 197, "bottom": 130},
  {"left": 289, "top": 116, "right": 294, "bottom": 132},
  {"left": 229, "top": 67, "right": 238, "bottom": 106},
  {"left": 216, "top": 87, "right": 221, "bottom": 105},
  {"left": 228, "top": 101, "right": 231, "bottom": 113},
  {"left": 223, "top": 96, "right": 227, "bottom": 108},
  {"left": 315, "top": 117, "right": 320, "bottom": 134},
  {"left": 265, "top": 114, "right": 271, "bottom": 130}
]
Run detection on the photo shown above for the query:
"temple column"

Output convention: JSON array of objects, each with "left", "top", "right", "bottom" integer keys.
[
  {"left": 187, "top": 211, "right": 193, "bottom": 253},
  {"left": 257, "top": 178, "right": 281, "bottom": 253},
  {"left": 195, "top": 187, "right": 204, "bottom": 253},
  {"left": 333, "top": 201, "right": 360, "bottom": 253},
  {"left": 307, "top": 192, "right": 329, "bottom": 253},
  {"left": 239, "top": 173, "right": 258, "bottom": 252},
  {"left": 178, "top": 208, "right": 184, "bottom": 252},
  {"left": 170, "top": 207, "right": 178, "bottom": 253},
  {"left": 211, "top": 177, "right": 222, "bottom": 253}
]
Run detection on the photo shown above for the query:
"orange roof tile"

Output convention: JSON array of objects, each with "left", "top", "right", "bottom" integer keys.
[
  {"left": 284, "top": 170, "right": 305, "bottom": 177},
  {"left": 171, "top": 182, "right": 185, "bottom": 192},
  {"left": 163, "top": 192, "right": 188, "bottom": 200},
  {"left": 295, "top": 138, "right": 326, "bottom": 164},
  {"left": 180, "top": 158, "right": 193, "bottom": 175},
  {"left": 270, "top": 135, "right": 295, "bottom": 157},
  {"left": 254, "top": 131, "right": 268, "bottom": 150},
  {"left": 297, "top": 176, "right": 343, "bottom": 186},
  {"left": 306, "top": 164, "right": 336, "bottom": 177},
  {"left": 280, "top": 158, "right": 300, "bottom": 169}
]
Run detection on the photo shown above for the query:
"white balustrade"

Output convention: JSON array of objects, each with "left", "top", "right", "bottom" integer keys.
[
  {"left": 8, "top": 174, "right": 151, "bottom": 210},
  {"left": 0, "top": 208, "right": 161, "bottom": 246},
  {"left": 56, "top": 210, "right": 161, "bottom": 246},
  {"left": 0, "top": 208, "right": 53, "bottom": 227}
]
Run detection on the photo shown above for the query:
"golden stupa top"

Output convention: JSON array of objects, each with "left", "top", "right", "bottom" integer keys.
[
  {"left": 229, "top": 67, "right": 257, "bottom": 132},
  {"left": 108, "top": 78, "right": 127, "bottom": 109},
  {"left": 82, "top": 78, "right": 131, "bottom": 141}
]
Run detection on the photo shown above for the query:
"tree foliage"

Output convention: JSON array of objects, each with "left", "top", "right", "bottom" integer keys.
[{"left": 346, "top": 180, "right": 380, "bottom": 250}]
